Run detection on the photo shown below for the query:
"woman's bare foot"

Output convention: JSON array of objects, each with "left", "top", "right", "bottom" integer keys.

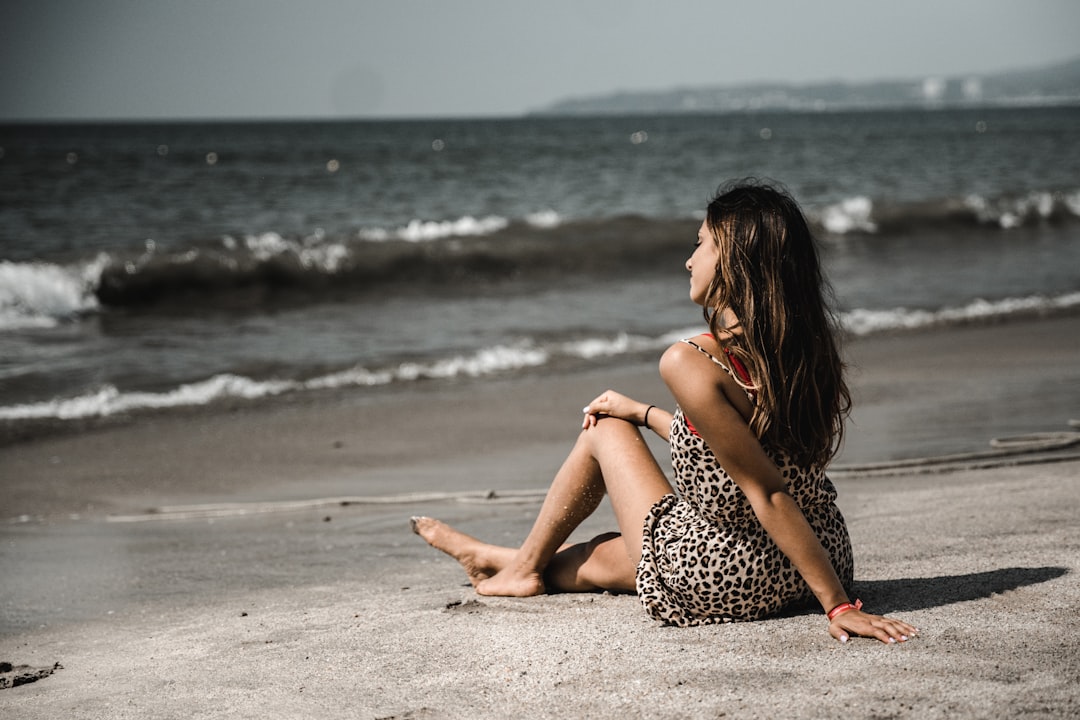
[
  {"left": 474, "top": 567, "right": 545, "bottom": 597},
  {"left": 410, "top": 516, "right": 510, "bottom": 588}
]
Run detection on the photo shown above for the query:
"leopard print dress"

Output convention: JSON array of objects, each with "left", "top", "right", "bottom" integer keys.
[{"left": 636, "top": 339, "right": 854, "bottom": 626}]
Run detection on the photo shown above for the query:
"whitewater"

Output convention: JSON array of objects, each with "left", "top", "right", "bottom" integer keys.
[{"left": 2, "top": 107, "right": 1079, "bottom": 425}]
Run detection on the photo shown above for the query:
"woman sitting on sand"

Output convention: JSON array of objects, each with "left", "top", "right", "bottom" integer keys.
[{"left": 413, "top": 180, "right": 917, "bottom": 644}]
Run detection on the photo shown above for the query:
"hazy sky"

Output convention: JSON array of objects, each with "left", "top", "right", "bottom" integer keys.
[{"left": 2, "top": 0, "right": 1078, "bottom": 121}]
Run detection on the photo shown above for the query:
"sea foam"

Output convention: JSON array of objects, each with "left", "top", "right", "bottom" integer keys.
[
  {"left": 227, "top": 232, "right": 350, "bottom": 272},
  {"left": 818, "top": 196, "right": 878, "bottom": 234},
  {"left": 0, "top": 257, "right": 105, "bottom": 330},
  {"left": 358, "top": 215, "right": 510, "bottom": 242},
  {"left": 841, "top": 292, "right": 1080, "bottom": 335},
  {"left": 0, "top": 342, "right": 551, "bottom": 421},
  {"left": 2, "top": 292, "right": 1078, "bottom": 422},
  {"left": 525, "top": 210, "right": 562, "bottom": 228},
  {"left": 963, "top": 189, "right": 1080, "bottom": 228},
  {"left": 813, "top": 188, "right": 1080, "bottom": 234},
  {"left": 357, "top": 211, "right": 561, "bottom": 242},
  {"left": 560, "top": 332, "right": 661, "bottom": 359}
]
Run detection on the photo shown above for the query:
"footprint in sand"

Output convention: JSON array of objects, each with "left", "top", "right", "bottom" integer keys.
[{"left": 0, "top": 661, "right": 63, "bottom": 689}]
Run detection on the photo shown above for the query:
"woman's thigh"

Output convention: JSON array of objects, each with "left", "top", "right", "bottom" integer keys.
[{"left": 581, "top": 418, "right": 673, "bottom": 564}]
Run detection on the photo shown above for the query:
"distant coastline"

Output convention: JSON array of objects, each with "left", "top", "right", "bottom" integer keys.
[{"left": 531, "top": 56, "right": 1080, "bottom": 116}]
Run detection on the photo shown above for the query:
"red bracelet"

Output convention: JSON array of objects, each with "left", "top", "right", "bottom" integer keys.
[{"left": 827, "top": 599, "right": 863, "bottom": 621}]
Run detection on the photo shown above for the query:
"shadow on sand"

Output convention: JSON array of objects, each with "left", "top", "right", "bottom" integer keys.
[
  {"left": 779, "top": 566, "right": 1068, "bottom": 617},
  {"left": 854, "top": 566, "right": 1069, "bottom": 613}
]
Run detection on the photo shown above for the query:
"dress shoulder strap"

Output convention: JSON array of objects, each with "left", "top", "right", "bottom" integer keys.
[
  {"left": 680, "top": 336, "right": 755, "bottom": 390},
  {"left": 680, "top": 337, "right": 725, "bottom": 366}
]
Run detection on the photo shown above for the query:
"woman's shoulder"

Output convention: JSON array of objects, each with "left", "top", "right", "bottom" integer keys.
[
  {"left": 661, "top": 335, "right": 755, "bottom": 415},
  {"left": 662, "top": 333, "right": 720, "bottom": 362},
  {"left": 660, "top": 334, "right": 731, "bottom": 383}
]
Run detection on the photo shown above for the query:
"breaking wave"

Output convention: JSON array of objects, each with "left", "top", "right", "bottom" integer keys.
[
  {"left": 3, "top": 188, "right": 1077, "bottom": 327},
  {"left": 3, "top": 291, "right": 1078, "bottom": 423},
  {"left": 810, "top": 188, "right": 1080, "bottom": 234},
  {"left": 0, "top": 213, "right": 680, "bottom": 318},
  {"left": 0, "top": 256, "right": 107, "bottom": 330}
]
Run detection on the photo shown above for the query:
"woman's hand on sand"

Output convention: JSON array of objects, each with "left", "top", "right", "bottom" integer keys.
[
  {"left": 829, "top": 609, "right": 919, "bottom": 645},
  {"left": 582, "top": 390, "right": 648, "bottom": 429}
]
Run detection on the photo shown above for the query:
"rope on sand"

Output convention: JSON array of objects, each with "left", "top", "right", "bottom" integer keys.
[
  {"left": 831, "top": 421, "right": 1080, "bottom": 479},
  {"left": 106, "top": 488, "right": 549, "bottom": 523},
  {"left": 107, "top": 421, "right": 1080, "bottom": 522}
]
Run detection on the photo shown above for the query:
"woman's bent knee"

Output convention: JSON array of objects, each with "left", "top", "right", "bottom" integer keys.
[{"left": 580, "top": 416, "right": 641, "bottom": 450}]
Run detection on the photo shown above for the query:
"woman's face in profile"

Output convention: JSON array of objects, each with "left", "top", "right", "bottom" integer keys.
[{"left": 687, "top": 219, "right": 720, "bottom": 307}]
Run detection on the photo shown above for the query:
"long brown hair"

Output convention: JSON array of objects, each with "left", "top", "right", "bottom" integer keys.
[{"left": 702, "top": 180, "right": 850, "bottom": 467}]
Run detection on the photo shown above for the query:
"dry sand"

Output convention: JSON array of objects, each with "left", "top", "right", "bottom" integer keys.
[{"left": 2, "top": 314, "right": 1079, "bottom": 718}]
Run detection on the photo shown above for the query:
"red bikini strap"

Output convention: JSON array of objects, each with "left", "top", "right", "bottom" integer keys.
[
  {"left": 699, "top": 332, "right": 754, "bottom": 387},
  {"left": 723, "top": 348, "right": 753, "bottom": 387}
]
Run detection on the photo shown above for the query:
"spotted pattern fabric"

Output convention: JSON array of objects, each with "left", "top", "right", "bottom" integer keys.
[{"left": 635, "top": 341, "right": 854, "bottom": 626}]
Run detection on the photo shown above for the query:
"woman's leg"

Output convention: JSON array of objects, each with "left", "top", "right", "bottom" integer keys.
[
  {"left": 542, "top": 532, "right": 639, "bottom": 593},
  {"left": 414, "top": 418, "right": 673, "bottom": 596},
  {"left": 409, "top": 516, "right": 518, "bottom": 587}
]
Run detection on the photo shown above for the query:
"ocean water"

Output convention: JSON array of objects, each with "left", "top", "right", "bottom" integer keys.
[{"left": 1, "top": 107, "right": 1079, "bottom": 426}]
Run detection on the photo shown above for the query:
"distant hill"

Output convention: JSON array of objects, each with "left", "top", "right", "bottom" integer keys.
[{"left": 532, "top": 56, "right": 1080, "bottom": 115}]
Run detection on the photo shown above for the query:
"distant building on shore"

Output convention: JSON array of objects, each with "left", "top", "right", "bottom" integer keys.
[{"left": 531, "top": 56, "right": 1080, "bottom": 115}]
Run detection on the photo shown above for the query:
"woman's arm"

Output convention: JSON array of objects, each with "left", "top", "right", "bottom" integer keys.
[
  {"left": 582, "top": 390, "right": 672, "bottom": 442},
  {"left": 659, "top": 342, "right": 918, "bottom": 644}
]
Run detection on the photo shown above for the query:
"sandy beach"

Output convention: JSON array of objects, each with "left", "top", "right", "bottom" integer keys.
[{"left": 2, "top": 313, "right": 1079, "bottom": 718}]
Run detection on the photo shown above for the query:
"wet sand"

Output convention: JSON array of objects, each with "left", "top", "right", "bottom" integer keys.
[{"left": 1, "top": 314, "right": 1079, "bottom": 718}]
